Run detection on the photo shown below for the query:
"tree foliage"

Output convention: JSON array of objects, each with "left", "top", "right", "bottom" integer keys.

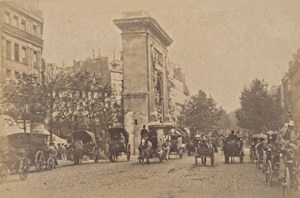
[
  {"left": 56, "top": 70, "right": 121, "bottom": 138},
  {"left": 236, "top": 79, "right": 283, "bottom": 133},
  {"left": 178, "top": 90, "right": 221, "bottom": 136},
  {"left": 0, "top": 75, "right": 39, "bottom": 132}
]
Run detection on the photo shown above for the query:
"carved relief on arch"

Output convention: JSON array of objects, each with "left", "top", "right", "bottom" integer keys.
[{"left": 153, "top": 70, "right": 164, "bottom": 119}]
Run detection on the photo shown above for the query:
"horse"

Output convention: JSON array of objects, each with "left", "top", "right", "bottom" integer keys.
[
  {"left": 162, "top": 139, "right": 171, "bottom": 160},
  {"left": 72, "top": 141, "right": 83, "bottom": 165},
  {"left": 138, "top": 138, "right": 152, "bottom": 164}
]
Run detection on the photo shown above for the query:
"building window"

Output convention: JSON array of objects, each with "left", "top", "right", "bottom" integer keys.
[
  {"left": 6, "top": 41, "right": 12, "bottom": 59},
  {"left": 21, "top": 47, "right": 27, "bottom": 64},
  {"left": 5, "top": 11, "right": 10, "bottom": 24},
  {"left": 33, "top": 24, "right": 37, "bottom": 36},
  {"left": 6, "top": 70, "right": 12, "bottom": 81},
  {"left": 14, "top": 44, "right": 19, "bottom": 62},
  {"left": 33, "top": 51, "right": 38, "bottom": 67},
  {"left": 12, "top": 15, "right": 19, "bottom": 28},
  {"left": 21, "top": 19, "right": 26, "bottom": 31}
]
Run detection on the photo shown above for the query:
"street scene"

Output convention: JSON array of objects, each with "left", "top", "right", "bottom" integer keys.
[{"left": 0, "top": 0, "right": 300, "bottom": 198}]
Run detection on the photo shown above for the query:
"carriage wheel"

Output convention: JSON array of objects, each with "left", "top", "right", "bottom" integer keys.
[
  {"left": 282, "top": 167, "right": 291, "bottom": 198},
  {"left": 93, "top": 146, "right": 99, "bottom": 163},
  {"left": 0, "top": 163, "right": 8, "bottom": 184},
  {"left": 19, "top": 157, "right": 30, "bottom": 181},
  {"left": 47, "top": 158, "right": 54, "bottom": 170},
  {"left": 266, "top": 161, "right": 273, "bottom": 186},
  {"left": 35, "top": 151, "right": 45, "bottom": 171}
]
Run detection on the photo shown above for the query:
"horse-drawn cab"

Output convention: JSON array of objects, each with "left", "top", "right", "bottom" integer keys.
[
  {"left": 223, "top": 134, "right": 244, "bottom": 163},
  {"left": 70, "top": 130, "right": 101, "bottom": 165},
  {"left": 0, "top": 135, "right": 30, "bottom": 183},
  {"left": 169, "top": 131, "right": 184, "bottom": 159},
  {"left": 249, "top": 134, "right": 267, "bottom": 164},
  {"left": 250, "top": 134, "right": 267, "bottom": 168},
  {"left": 194, "top": 135, "right": 214, "bottom": 166},
  {"left": 107, "top": 127, "right": 130, "bottom": 162},
  {"left": 265, "top": 135, "right": 300, "bottom": 197},
  {"left": 5, "top": 133, "right": 54, "bottom": 171},
  {"left": 138, "top": 125, "right": 168, "bottom": 164}
]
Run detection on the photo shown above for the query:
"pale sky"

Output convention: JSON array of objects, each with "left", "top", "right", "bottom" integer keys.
[{"left": 37, "top": 0, "right": 300, "bottom": 112}]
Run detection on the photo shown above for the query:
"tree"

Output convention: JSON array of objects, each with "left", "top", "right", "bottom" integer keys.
[
  {"left": 217, "top": 108, "right": 231, "bottom": 130},
  {"left": 36, "top": 64, "right": 67, "bottom": 141},
  {"left": 0, "top": 75, "right": 39, "bottom": 132},
  {"left": 236, "top": 79, "right": 283, "bottom": 133},
  {"left": 57, "top": 70, "right": 121, "bottom": 139},
  {"left": 178, "top": 90, "right": 221, "bottom": 136}
]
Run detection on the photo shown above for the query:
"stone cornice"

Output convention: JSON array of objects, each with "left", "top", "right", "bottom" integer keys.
[{"left": 114, "top": 17, "right": 173, "bottom": 47}]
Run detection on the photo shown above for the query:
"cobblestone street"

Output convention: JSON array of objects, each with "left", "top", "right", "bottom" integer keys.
[{"left": 1, "top": 149, "right": 298, "bottom": 198}]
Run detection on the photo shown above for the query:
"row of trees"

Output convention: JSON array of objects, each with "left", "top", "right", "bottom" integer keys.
[
  {"left": 236, "top": 79, "right": 283, "bottom": 133},
  {"left": 177, "top": 79, "right": 284, "bottom": 137},
  {"left": 0, "top": 65, "right": 121, "bottom": 141},
  {"left": 178, "top": 90, "right": 231, "bottom": 136}
]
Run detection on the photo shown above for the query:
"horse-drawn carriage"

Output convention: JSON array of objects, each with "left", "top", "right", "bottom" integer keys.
[
  {"left": 194, "top": 135, "right": 214, "bottom": 166},
  {"left": 107, "top": 127, "right": 130, "bottom": 162},
  {"left": 169, "top": 133, "right": 184, "bottom": 159},
  {"left": 0, "top": 136, "right": 30, "bottom": 183},
  {"left": 265, "top": 140, "right": 300, "bottom": 197},
  {"left": 138, "top": 125, "right": 170, "bottom": 164},
  {"left": 249, "top": 134, "right": 267, "bottom": 164},
  {"left": 223, "top": 135, "right": 244, "bottom": 163},
  {"left": 252, "top": 134, "right": 267, "bottom": 169},
  {"left": 70, "top": 130, "right": 101, "bottom": 165},
  {"left": 2, "top": 133, "right": 55, "bottom": 171}
]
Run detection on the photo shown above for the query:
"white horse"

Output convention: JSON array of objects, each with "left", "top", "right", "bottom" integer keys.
[{"left": 138, "top": 138, "right": 152, "bottom": 164}]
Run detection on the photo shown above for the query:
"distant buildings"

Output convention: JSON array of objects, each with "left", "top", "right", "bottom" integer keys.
[
  {"left": 0, "top": 1, "right": 43, "bottom": 84},
  {"left": 65, "top": 55, "right": 123, "bottom": 103}
]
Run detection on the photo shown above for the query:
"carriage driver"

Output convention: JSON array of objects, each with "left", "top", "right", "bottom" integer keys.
[{"left": 140, "top": 125, "right": 149, "bottom": 141}]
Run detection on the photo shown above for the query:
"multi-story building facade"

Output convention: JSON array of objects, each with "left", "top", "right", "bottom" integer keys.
[
  {"left": 168, "top": 62, "right": 190, "bottom": 123},
  {"left": 68, "top": 55, "right": 123, "bottom": 104},
  {"left": 280, "top": 48, "right": 300, "bottom": 127},
  {"left": 0, "top": 1, "right": 43, "bottom": 84},
  {"left": 287, "top": 49, "right": 300, "bottom": 126},
  {"left": 109, "top": 57, "right": 123, "bottom": 103}
]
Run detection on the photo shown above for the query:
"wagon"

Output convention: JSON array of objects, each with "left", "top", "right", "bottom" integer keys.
[
  {"left": 194, "top": 136, "right": 214, "bottom": 166},
  {"left": 4, "top": 133, "right": 54, "bottom": 171},
  {"left": 107, "top": 127, "right": 130, "bottom": 162},
  {"left": 70, "top": 130, "right": 101, "bottom": 165},
  {"left": 223, "top": 135, "right": 244, "bottom": 163},
  {"left": 0, "top": 136, "right": 30, "bottom": 183}
]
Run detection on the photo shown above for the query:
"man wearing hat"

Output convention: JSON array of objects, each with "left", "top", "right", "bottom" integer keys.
[{"left": 281, "top": 120, "right": 296, "bottom": 143}]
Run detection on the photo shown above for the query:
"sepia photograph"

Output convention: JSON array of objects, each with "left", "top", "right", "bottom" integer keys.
[{"left": 0, "top": 0, "right": 300, "bottom": 197}]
